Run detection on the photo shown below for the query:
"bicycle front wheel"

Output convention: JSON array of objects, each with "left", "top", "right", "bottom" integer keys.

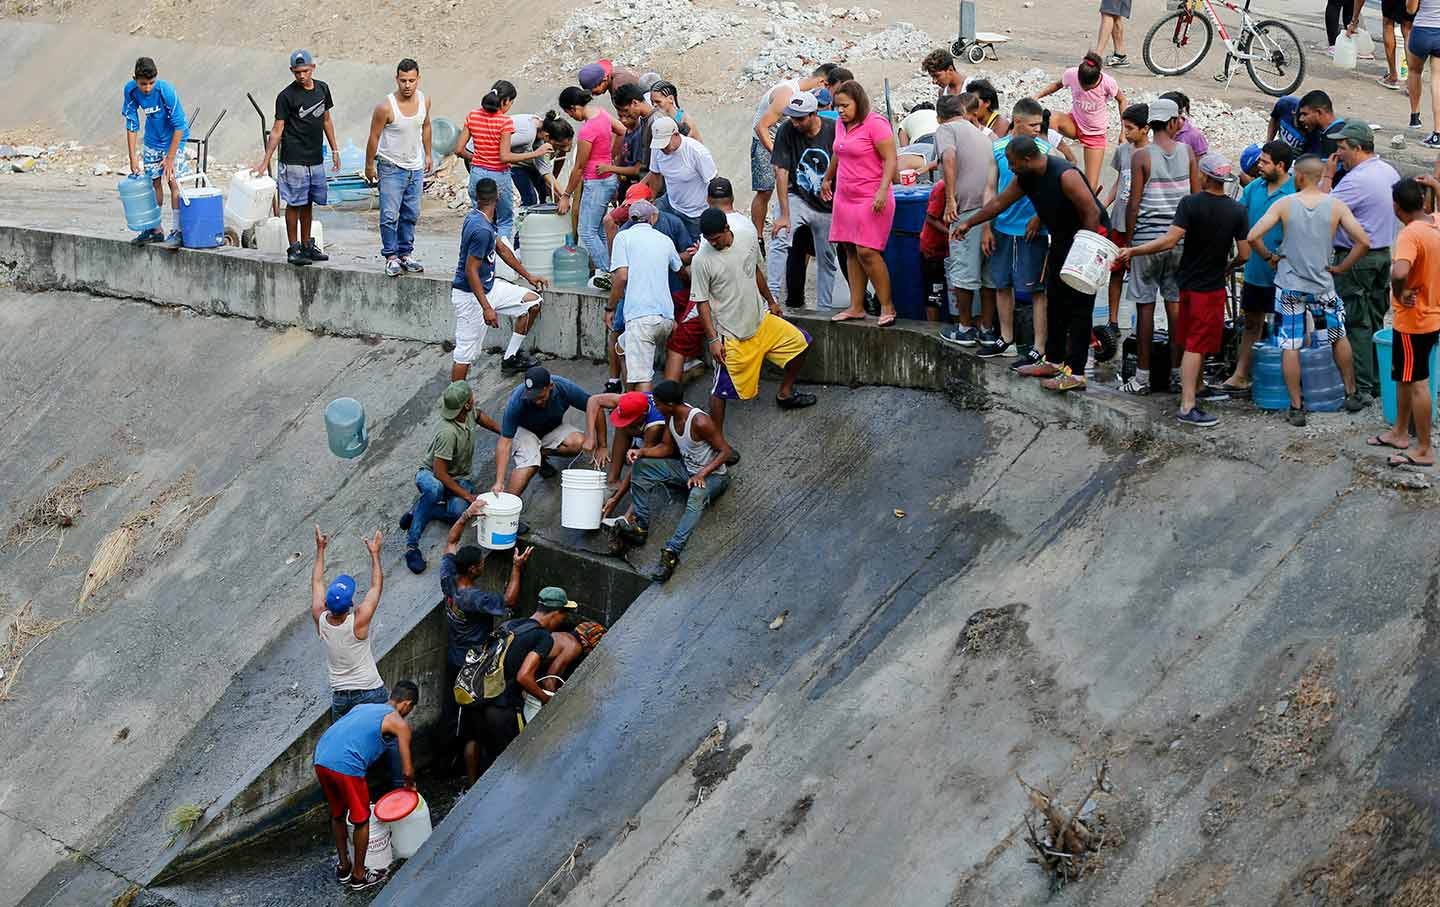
[
  {"left": 1143, "top": 10, "right": 1214, "bottom": 76},
  {"left": 1245, "top": 20, "right": 1306, "bottom": 96}
]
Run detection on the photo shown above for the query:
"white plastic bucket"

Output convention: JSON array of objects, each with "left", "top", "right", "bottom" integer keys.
[
  {"left": 522, "top": 676, "right": 565, "bottom": 723},
  {"left": 1059, "top": 230, "right": 1119, "bottom": 295},
  {"left": 257, "top": 215, "right": 323, "bottom": 254},
  {"left": 346, "top": 807, "right": 394, "bottom": 869},
  {"left": 560, "top": 469, "right": 606, "bottom": 530},
  {"left": 375, "top": 789, "right": 431, "bottom": 860},
  {"left": 476, "top": 492, "right": 523, "bottom": 549}
]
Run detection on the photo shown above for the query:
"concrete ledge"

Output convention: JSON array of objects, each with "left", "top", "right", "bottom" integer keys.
[{"left": 0, "top": 223, "right": 611, "bottom": 360}]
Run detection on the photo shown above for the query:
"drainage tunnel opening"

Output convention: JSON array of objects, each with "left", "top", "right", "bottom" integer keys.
[{"left": 142, "top": 538, "right": 650, "bottom": 906}]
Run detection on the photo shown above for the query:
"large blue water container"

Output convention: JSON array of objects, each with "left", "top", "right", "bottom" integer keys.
[
  {"left": 118, "top": 175, "right": 162, "bottom": 233},
  {"left": 884, "top": 185, "right": 933, "bottom": 321},
  {"left": 1251, "top": 341, "right": 1290, "bottom": 411},
  {"left": 1376, "top": 327, "right": 1440, "bottom": 424},
  {"left": 1300, "top": 337, "right": 1345, "bottom": 412},
  {"left": 553, "top": 235, "right": 592, "bottom": 289},
  {"left": 324, "top": 398, "right": 368, "bottom": 459},
  {"left": 178, "top": 187, "right": 225, "bottom": 249}
]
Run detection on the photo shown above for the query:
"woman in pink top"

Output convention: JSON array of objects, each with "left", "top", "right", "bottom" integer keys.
[
  {"left": 822, "top": 81, "right": 899, "bottom": 326},
  {"left": 561, "top": 85, "right": 622, "bottom": 276},
  {"left": 1036, "top": 52, "right": 1126, "bottom": 191}
]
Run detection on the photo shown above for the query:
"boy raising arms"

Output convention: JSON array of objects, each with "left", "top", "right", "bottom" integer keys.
[{"left": 121, "top": 57, "right": 189, "bottom": 248}]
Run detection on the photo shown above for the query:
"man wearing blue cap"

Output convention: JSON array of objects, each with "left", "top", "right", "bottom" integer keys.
[{"left": 255, "top": 49, "right": 340, "bottom": 267}]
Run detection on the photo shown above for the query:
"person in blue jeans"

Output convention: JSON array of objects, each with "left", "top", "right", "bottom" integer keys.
[
  {"left": 400, "top": 380, "right": 500, "bottom": 574},
  {"left": 364, "top": 58, "right": 432, "bottom": 277},
  {"left": 121, "top": 56, "right": 190, "bottom": 248},
  {"left": 611, "top": 380, "right": 733, "bottom": 583}
]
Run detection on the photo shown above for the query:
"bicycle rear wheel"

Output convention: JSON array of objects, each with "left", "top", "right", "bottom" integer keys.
[
  {"left": 1245, "top": 20, "right": 1305, "bottom": 96},
  {"left": 1143, "top": 10, "right": 1214, "bottom": 76}
]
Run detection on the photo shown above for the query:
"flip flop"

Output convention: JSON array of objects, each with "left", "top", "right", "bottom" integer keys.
[
  {"left": 876, "top": 314, "right": 897, "bottom": 327},
  {"left": 1366, "top": 435, "right": 1409, "bottom": 449},
  {"left": 1387, "top": 453, "right": 1434, "bottom": 469},
  {"left": 830, "top": 311, "right": 869, "bottom": 323}
]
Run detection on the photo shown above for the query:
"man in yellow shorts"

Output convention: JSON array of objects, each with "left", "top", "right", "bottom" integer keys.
[{"left": 692, "top": 207, "right": 817, "bottom": 430}]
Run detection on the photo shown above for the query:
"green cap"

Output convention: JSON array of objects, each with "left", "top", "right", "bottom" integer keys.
[
  {"left": 537, "top": 586, "right": 578, "bottom": 611},
  {"left": 441, "top": 380, "right": 472, "bottom": 420},
  {"left": 1327, "top": 120, "right": 1374, "bottom": 145}
]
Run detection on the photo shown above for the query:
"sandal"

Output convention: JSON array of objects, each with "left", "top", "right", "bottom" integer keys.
[
  {"left": 1366, "top": 435, "right": 1409, "bottom": 449},
  {"left": 830, "top": 311, "right": 869, "bottom": 322},
  {"left": 876, "top": 313, "right": 897, "bottom": 327},
  {"left": 1388, "top": 453, "right": 1434, "bottom": 469}
]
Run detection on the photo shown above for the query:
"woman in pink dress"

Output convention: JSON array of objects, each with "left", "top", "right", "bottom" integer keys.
[{"left": 822, "top": 80, "right": 899, "bottom": 326}]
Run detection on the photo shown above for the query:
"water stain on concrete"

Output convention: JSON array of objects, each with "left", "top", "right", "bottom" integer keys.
[{"left": 693, "top": 743, "right": 753, "bottom": 797}]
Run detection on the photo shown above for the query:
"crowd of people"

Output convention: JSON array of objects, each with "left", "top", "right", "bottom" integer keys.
[{"left": 111, "top": 26, "right": 1440, "bottom": 890}]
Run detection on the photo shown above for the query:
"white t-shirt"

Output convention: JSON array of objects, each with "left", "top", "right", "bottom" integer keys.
[
  {"left": 899, "top": 108, "right": 939, "bottom": 142},
  {"left": 510, "top": 114, "right": 540, "bottom": 150},
  {"left": 651, "top": 136, "right": 718, "bottom": 218},
  {"left": 692, "top": 213, "right": 765, "bottom": 341}
]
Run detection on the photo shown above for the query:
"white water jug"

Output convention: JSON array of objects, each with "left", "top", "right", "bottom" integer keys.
[{"left": 1333, "top": 33, "right": 1357, "bottom": 69}]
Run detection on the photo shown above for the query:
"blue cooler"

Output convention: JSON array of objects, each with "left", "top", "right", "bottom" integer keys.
[
  {"left": 884, "top": 185, "right": 933, "bottom": 321},
  {"left": 178, "top": 187, "right": 225, "bottom": 248}
]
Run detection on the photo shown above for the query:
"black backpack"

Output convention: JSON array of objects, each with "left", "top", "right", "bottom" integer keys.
[{"left": 454, "top": 619, "right": 538, "bottom": 706}]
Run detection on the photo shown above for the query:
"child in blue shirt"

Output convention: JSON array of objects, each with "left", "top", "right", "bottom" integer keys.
[{"left": 121, "top": 57, "right": 190, "bottom": 247}]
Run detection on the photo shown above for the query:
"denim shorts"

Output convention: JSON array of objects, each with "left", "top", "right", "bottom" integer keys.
[
  {"left": 750, "top": 136, "right": 776, "bottom": 192},
  {"left": 984, "top": 231, "right": 1048, "bottom": 293},
  {"left": 1410, "top": 25, "right": 1440, "bottom": 58},
  {"left": 279, "top": 162, "right": 328, "bottom": 206}
]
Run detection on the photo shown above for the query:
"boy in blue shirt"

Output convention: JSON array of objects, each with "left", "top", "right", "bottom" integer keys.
[{"left": 121, "top": 57, "right": 189, "bottom": 247}]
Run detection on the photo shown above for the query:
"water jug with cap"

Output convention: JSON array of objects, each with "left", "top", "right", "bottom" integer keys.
[
  {"left": 179, "top": 187, "right": 225, "bottom": 249},
  {"left": 1251, "top": 340, "right": 1290, "bottom": 411},
  {"left": 324, "top": 397, "right": 368, "bottom": 459},
  {"left": 1300, "top": 337, "right": 1345, "bottom": 412},
  {"left": 553, "top": 235, "right": 592, "bottom": 288},
  {"left": 1333, "top": 32, "right": 1358, "bottom": 69},
  {"left": 118, "top": 175, "right": 162, "bottom": 233},
  {"left": 517, "top": 204, "right": 568, "bottom": 281},
  {"left": 431, "top": 116, "right": 461, "bottom": 158}
]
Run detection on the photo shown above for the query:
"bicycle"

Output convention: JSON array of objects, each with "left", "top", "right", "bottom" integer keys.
[{"left": 1142, "top": 0, "right": 1306, "bottom": 97}]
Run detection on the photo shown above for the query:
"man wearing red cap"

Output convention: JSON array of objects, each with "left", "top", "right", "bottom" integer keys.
[{"left": 583, "top": 390, "right": 668, "bottom": 523}]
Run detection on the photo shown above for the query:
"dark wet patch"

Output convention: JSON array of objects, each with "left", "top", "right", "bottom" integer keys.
[
  {"left": 706, "top": 889, "right": 725, "bottom": 901},
  {"left": 1282, "top": 790, "right": 1439, "bottom": 906},
  {"left": 729, "top": 847, "right": 780, "bottom": 896},
  {"left": 692, "top": 743, "right": 752, "bottom": 796},
  {"left": 779, "top": 796, "right": 813, "bottom": 837}
]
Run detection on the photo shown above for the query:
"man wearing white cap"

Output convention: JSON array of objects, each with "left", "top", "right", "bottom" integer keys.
[
  {"left": 646, "top": 117, "right": 718, "bottom": 241},
  {"left": 608, "top": 199, "right": 683, "bottom": 391},
  {"left": 767, "top": 91, "right": 838, "bottom": 309}
]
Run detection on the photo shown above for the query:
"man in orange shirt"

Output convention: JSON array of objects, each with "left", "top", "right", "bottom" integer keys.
[{"left": 1375, "top": 176, "right": 1440, "bottom": 467}]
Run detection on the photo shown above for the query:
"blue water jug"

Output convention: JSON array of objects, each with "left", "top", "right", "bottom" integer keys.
[
  {"left": 324, "top": 398, "right": 368, "bottom": 459},
  {"left": 1251, "top": 341, "right": 1290, "bottom": 411},
  {"left": 118, "top": 175, "right": 162, "bottom": 233},
  {"left": 178, "top": 187, "right": 225, "bottom": 249},
  {"left": 1300, "top": 336, "right": 1345, "bottom": 412},
  {"left": 552, "top": 235, "right": 591, "bottom": 289}
]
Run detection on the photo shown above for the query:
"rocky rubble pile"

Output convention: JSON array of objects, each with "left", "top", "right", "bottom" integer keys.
[
  {"left": 742, "top": 21, "right": 933, "bottom": 83},
  {"left": 527, "top": 0, "right": 747, "bottom": 74}
]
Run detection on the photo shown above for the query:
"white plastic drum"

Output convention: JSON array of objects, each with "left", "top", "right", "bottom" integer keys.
[
  {"left": 476, "top": 492, "right": 523, "bottom": 549},
  {"left": 560, "top": 469, "right": 606, "bottom": 530},
  {"left": 375, "top": 789, "right": 432, "bottom": 860},
  {"left": 1059, "top": 230, "right": 1119, "bottom": 295},
  {"left": 517, "top": 204, "right": 568, "bottom": 281}
]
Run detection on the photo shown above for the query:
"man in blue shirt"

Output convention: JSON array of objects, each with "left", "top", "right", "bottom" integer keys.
[
  {"left": 493, "top": 366, "right": 595, "bottom": 497},
  {"left": 1223, "top": 141, "right": 1295, "bottom": 394},
  {"left": 609, "top": 201, "right": 683, "bottom": 391},
  {"left": 121, "top": 57, "right": 190, "bottom": 247},
  {"left": 450, "top": 178, "right": 549, "bottom": 380}
]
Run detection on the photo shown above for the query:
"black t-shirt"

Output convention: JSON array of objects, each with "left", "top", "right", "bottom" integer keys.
[
  {"left": 1173, "top": 191, "right": 1249, "bottom": 292},
  {"left": 771, "top": 117, "right": 837, "bottom": 213},
  {"left": 440, "top": 553, "right": 508, "bottom": 667},
  {"left": 276, "top": 79, "right": 334, "bottom": 166},
  {"left": 492, "top": 618, "right": 554, "bottom": 710}
]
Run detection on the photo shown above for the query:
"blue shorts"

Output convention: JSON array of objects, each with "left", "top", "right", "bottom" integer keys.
[
  {"left": 278, "top": 162, "right": 328, "bottom": 206},
  {"left": 1410, "top": 25, "right": 1440, "bottom": 58},
  {"left": 141, "top": 144, "right": 190, "bottom": 181},
  {"left": 984, "top": 231, "right": 1049, "bottom": 293},
  {"left": 750, "top": 136, "right": 776, "bottom": 192},
  {"left": 1273, "top": 287, "right": 1346, "bottom": 350},
  {"left": 612, "top": 299, "right": 626, "bottom": 335}
]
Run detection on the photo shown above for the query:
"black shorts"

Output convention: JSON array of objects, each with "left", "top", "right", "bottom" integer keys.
[
  {"left": 922, "top": 255, "right": 946, "bottom": 303},
  {"left": 1383, "top": 0, "right": 1417, "bottom": 24},
  {"left": 1241, "top": 282, "right": 1276, "bottom": 314},
  {"left": 1392, "top": 329, "right": 1439, "bottom": 383}
]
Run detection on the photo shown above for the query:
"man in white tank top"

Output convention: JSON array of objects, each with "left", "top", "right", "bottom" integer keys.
[
  {"left": 365, "top": 58, "right": 432, "bottom": 277},
  {"left": 611, "top": 380, "right": 733, "bottom": 583}
]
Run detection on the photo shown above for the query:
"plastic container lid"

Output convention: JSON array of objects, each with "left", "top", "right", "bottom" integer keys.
[
  {"left": 375, "top": 788, "right": 419, "bottom": 822},
  {"left": 182, "top": 187, "right": 224, "bottom": 198},
  {"left": 526, "top": 203, "right": 560, "bottom": 214}
]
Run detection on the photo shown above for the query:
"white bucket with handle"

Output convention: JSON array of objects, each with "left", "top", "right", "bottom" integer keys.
[
  {"left": 476, "top": 492, "right": 523, "bottom": 550},
  {"left": 346, "top": 807, "right": 394, "bottom": 869},
  {"left": 560, "top": 469, "right": 607, "bottom": 530},
  {"left": 1059, "top": 230, "right": 1119, "bottom": 295},
  {"left": 522, "top": 676, "right": 565, "bottom": 723}
]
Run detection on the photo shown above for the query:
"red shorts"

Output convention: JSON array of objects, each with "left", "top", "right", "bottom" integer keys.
[
  {"left": 668, "top": 300, "right": 706, "bottom": 358},
  {"left": 315, "top": 764, "right": 370, "bottom": 824},
  {"left": 1078, "top": 130, "right": 1107, "bottom": 149},
  {"left": 1176, "top": 289, "right": 1225, "bottom": 355}
]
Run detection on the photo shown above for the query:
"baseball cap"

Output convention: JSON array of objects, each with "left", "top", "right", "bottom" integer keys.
[
  {"left": 609, "top": 391, "right": 651, "bottom": 427},
  {"left": 325, "top": 575, "right": 356, "bottom": 614},
  {"left": 523, "top": 365, "right": 552, "bottom": 401},
  {"left": 1147, "top": 98, "right": 1180, "bottom": 123},
  {"left": 441, "top": 379, "right": 471, "bottom": 419},
  {"left": 628, "top": 199, "right": 658, "bottom": 221},
  {"left": 784, "top": 93, "right": 819, "bottom": 117},
  {"left": 815, "top": 88, "right": 833, "bottom": 106},
  {"left": 1239, "top": 143, "right": 1262, "bottom": 174},
  {"left": 706, "top": 176, "right": 734, "bottom": 199},
  {"left": 537, "top": 586, "right": 579, "bottom": 611},
  {"left": 1327, "top": 120, "right": 1373, "bottom": 144},
  {"left": 650, "top": 116, "right": 679, "bottom": 149},
  {"left": 699, "top": 207, "right": 729, "bottom": 236},
  {"left": 625, "top": 183, "right": 655, "bottom": 202},
  {"left": 1198, "top": 152, "right": 1237, "bottom": 183},
  {"left": 578, "top": 62, "right": 607, "bottom": 91},
  {"left": 289, "top": 49, "right": 314, "bottom": 68}
]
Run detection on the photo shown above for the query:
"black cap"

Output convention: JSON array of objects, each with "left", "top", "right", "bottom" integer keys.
[
  {"left": 699, "top": 207, "right": 729, "bottom": 237},
  {"left": 653, "top": 379, "right": 683, "bottom": 404},
  {"left": 523, "top": 365, "right": 552, "bottom": 401},
  {"left": 706, "top": 176, "right": 733, "bottom": 199}
]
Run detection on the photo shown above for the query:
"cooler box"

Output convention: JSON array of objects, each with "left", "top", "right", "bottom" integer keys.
[
  {"left": 883, "top": 185, "right": 933, "bottom": 321},
  {"left": 179, "top": 187, "right": 225, "bottom": 249}
]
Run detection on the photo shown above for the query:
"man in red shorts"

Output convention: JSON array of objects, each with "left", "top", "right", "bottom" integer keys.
[
  {"left": 1118, "top": 152, "right": 1250, "bottom": 427},
  {"left": 313, "top": 681, "right": 418, "bottom": 891}
]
